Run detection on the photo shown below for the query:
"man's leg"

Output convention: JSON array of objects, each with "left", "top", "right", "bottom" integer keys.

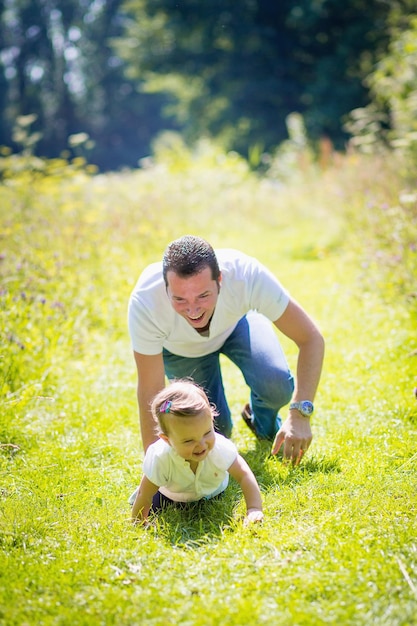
[
  {"left": 221, "top": 312, "right": 294, "bottom": 439},
  {"left": 162, "top": 349, "right": 233, "bottom": 437}
]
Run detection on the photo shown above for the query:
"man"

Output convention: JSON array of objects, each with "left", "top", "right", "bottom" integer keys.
[{"left": 128, "top": 235, "right": 324, "bottom": 464}]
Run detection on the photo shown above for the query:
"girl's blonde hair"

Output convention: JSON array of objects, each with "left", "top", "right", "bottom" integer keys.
[{"left": 151, "top": 379, "right": 218, "bottom": 434}]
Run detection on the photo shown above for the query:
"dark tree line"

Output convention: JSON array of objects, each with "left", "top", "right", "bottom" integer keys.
[
  {"left": 0, "top": 0, "right": 413, "bottom": 170},
  {"left": 0, "top": 0, "right": 170, "bottom": 169}
]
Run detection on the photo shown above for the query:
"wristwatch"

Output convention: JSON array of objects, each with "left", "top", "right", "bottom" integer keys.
[{"left": 289, "top": 401, "right": 314, "bottom": 417}]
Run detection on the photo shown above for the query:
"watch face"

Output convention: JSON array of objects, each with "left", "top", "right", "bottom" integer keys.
[{"left": 300, "top": 401, "right": 314, "bottom": 415}]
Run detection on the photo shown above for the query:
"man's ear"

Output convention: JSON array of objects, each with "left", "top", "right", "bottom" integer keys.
[{"left": 159, "top": 433, "right": 171, "bottom": 445}]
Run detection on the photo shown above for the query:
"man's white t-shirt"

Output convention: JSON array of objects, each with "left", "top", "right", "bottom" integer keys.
[
  {"left": 143, "top": 433, "right": 238, "bottom": 502},
  {"left": 128, "top": 249, "right": 290, "bottom": 358}
]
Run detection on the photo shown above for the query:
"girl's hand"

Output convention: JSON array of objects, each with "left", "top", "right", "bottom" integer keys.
[{"left": 244, "top": 508, "right": 264, "bottom": 525}]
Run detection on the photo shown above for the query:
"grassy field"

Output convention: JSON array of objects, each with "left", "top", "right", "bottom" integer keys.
[{"left": 1, "top": 146, "right": 417, "bottom": 625}]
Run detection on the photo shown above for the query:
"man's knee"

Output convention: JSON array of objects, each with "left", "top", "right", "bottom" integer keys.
[
  {"left": 255, "top": 372, "right": 294, "bottom": 409},
  {"left": 279, "top": 376, "right": 294, "bottom": 407}
]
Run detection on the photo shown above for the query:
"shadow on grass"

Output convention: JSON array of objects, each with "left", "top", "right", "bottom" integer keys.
[
  {"left": 145, "top": 446, "right": 341, "bottom": 548},
  {"left": 146, "top": 490, "right": 240, "bottom": 548},
  {"left": 242, "top": 441, "right": 341, "bottom": 490}
]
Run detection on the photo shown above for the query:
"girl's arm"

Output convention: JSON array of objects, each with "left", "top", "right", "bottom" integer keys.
[
  {"left": 228, "top": 455, "right": 263, "bottom": 524},
  {"left": 131, "top": 475, "right": 160, "bottom": 524}
]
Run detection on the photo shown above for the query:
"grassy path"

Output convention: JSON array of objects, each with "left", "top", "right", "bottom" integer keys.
[{"left": 1, "top": 158, "right": 416, "bottom": 625}]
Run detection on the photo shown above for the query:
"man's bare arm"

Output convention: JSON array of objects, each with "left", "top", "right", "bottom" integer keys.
[
  {"left": 273, "top": 299, "right": 324, "bottom": 402},
  {"left": 133, "top": 351, "right": 166, "bottom": 451},
  {"left": 271, "top": 299, "right": 325, "bottom": 462}
]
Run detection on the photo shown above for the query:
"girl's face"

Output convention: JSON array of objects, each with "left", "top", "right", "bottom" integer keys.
[{"left": 160, "top": 409, "right": 215, "bottom": 464}]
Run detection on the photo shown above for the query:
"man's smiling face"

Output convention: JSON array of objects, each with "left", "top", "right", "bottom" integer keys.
[{"left": 166, "top": 267, "right": 221, "bottom": 330}]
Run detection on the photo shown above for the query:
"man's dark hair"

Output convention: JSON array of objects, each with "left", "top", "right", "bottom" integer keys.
[{"left": 162, "top": 235, "right": 220, "bottom": 286}]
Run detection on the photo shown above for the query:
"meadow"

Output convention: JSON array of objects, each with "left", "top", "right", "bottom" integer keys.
[{"left": 1, "top": 143, "right": 416, "bottom": 625}]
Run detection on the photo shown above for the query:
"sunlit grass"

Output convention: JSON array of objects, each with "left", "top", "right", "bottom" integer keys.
[{"left": 1, "top": 147, "right": 416, "bottom": 625}]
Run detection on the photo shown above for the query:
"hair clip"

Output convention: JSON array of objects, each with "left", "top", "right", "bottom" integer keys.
[{"left": 160, "top": 400, "right": 172, "bottom": 414}]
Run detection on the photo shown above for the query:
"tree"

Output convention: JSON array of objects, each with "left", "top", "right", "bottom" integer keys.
[
  {"left": 115, "top": 0, "right": 391, "bottom": 155},
  {"left": 344, "top": 4, "right": 417, "bottom": 164},
  {"left": 368, "top": 13, "right": 417, "bottom": 156},
  {"left": 0, "top": 0, "right": 79, "bottom": 150},
  {"left": 0, "top": 0, "right": 404, "bottom": 169},
  {"left": 0, "top": 0, "right": 170, "bottom": 169}
]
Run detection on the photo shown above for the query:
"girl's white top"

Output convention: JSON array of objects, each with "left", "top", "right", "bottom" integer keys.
[{"left": 143, "top": 433, "right": 238, "bottom": 502}]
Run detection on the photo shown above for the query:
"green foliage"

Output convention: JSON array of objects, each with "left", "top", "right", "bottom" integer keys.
[
  {"left": 317, "top": 153, "right": 417, "bottom": 303},
  {"left": 345, "top": 12, "right": 417, "bottom": 174},
  {"left": 265, "top": 113, "right": 315, "bottom": 182},
  {"left": 369, "top": 14, "right": 417, "bottom": 162},
  {"left": 11, "top": 114, "right": 42, "bottom": 155},
  {"left": 2, "top": 0, "right": 413, "bottom": 169},
  {"left": 116, "top": 0, "right": 391, "bottom": 155},
  {"left": 0, "top": 0, "right": 167, "bottom": 170},
  {"left": 1, "top": 149, "right": 417, "bottom": 624}
]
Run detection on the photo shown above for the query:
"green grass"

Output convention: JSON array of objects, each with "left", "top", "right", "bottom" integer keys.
[{"left": 1, "top": 147, "right": 417, "bottom": 625}]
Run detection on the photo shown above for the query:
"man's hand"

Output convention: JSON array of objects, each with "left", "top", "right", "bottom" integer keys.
[{"left": 271, "top": 412, "right": 313, "bottom": 465}]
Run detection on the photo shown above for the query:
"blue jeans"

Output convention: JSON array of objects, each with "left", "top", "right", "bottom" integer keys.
[
  {"left": 151, "top": 490, "right": 224, "bottom": 512},
  {"left": 163, "top": 312, "right": 294, "bottom": 439}
]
